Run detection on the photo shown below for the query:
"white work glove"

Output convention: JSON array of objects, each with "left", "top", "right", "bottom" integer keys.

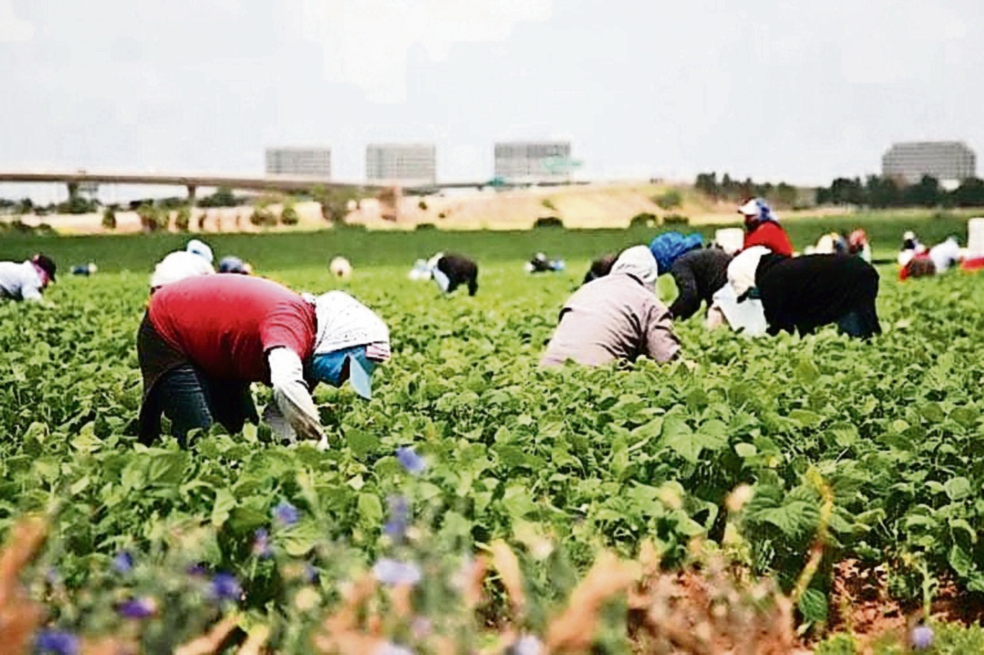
[{"left": 267, "top": 347, "right": 327, "bottom": 445}]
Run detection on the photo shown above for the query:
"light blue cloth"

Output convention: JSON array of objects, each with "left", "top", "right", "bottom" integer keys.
[{"left": 308, "top": 345, "right": 377, "bottom": 399}]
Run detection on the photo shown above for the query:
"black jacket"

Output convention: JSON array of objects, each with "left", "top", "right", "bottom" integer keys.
[
  {"left": 756, "top": 253, "right": 881, "bottom": 337},
  {"left": 668, "top": 248, "right": 732, "bottom": 320}
]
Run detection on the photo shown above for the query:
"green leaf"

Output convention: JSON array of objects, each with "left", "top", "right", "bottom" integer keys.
[
  {"left": 797, "top": 588, "right": 828, "bottom": 623},
  {"left": 788, "top": 409, "right": 823, "bottom": 429},
  {"left": 211, "top": 489, "right": 236, "bottom": 527},
  {"left": 357, "top": 493, "right": 383, "bottom": 527},
  {"left": 345, "top": 430, "right": 380, "bottom": 458},
  {"left": 949, "top": 543, "right": 974, "bottom": 577},
  {"left": 735, "top": 443, "right": 757, "bottom": 458},
  {"left": 944, "top": 476, "right": 972, "bottom": 501}
]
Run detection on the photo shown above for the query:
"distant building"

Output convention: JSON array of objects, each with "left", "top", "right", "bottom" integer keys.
[
  {"left": 494, "top": 141, "right": 573, "bottom": 183},
  {"left": 366, "top": 144, "right": 436, "bottom": 186},
  {"left": 265, "top": 147, "right": 332, "bottom": 178},
  {"left": 882, "top": 141, "right": 976, "bottom": 185}
]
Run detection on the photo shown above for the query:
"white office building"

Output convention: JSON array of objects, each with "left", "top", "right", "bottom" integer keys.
[
  {"left": 366, "top": 144, "right": 436, "bottom": 186},
  {"left": 882, "top": 141, "right": 976, "bottom": 186},
  {"left": 494, "top": 141, "right": 573, "bottom": 183},
  {"left": 265, "top": 148, "right": 332, "bottom": 178}
]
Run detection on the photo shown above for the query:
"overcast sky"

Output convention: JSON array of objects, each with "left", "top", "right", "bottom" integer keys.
[{"left": 2, "top": 0, "right": 983, "bottom": 199}]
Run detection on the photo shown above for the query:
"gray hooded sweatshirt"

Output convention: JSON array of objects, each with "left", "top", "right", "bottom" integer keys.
[{"left": 540, "top": 246, "right": 681, "bottom": 367}]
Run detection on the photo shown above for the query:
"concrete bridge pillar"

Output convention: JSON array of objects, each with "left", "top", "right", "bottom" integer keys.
[{"left": 187, "top": 184, "right": 197, "bottom": 206}]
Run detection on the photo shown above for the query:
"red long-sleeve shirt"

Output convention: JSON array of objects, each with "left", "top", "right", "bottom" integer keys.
[{"left": 744, "top": 222, "right": 794, "bottom": 256}]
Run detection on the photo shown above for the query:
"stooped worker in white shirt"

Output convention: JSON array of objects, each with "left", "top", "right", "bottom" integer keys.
[
  {"left": 0, "top": 254, "right": 57, "bottom": 302},
  {"left": 150, "top": 239, "right": 216, "bottom": 290}
]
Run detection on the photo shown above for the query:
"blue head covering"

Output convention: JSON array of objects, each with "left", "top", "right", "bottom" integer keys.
[{"left": 648, "top": 232, "right": 704, "bottom": 274}]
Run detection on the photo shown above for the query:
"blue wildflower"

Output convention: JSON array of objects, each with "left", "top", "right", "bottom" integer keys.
[
  {"left": 253, "top": 528, "right": 272, "bottom": 558},
  {"left": 372, "top": 558, "right": 422, "bottom": 586},
  {"left": 384, "top": 496, "right": 409, "bottom": 539},
  {"left": 395, "top": 446, "right": 426, "bottom": 474},
  {"left": 912, "top": 624, "right": 934, "bottom": 650},
  {"left": 273, "top": 500, "right": 299, "bottom": 527},
  {"left": 113, "top": 550, "right": 134, "bottom": 574},
  {"left": 210, "top": 572, "right": 242, "bottom": 602},
  {"left": 35, "top": 630, "right": 79, "bottom": 655},
  {"left": 117, "top": 597, "right": 157, "bottom": 619}
]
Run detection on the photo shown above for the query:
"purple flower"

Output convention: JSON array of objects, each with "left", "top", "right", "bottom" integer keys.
[
  {"left": 117, "top": 597, "right": 157, "bottom": 619},
  {"left": 252, "top": 529, "right": 272, "bottom": 558},
  {"left": 210, "top": 572, "right": 242, "bottom": 602},
  {"left": 384, "top": 496, "right": 409, "bottom": 539},
  {"left": 304, "top": 562, "right": 320, "bottom": 584},
  {"left": 912, "top": 624, "right": 934, "bottom": 650},
  {"left": 372, "top": 558, "right": 422, "bottom": 586},
  {"left": 273, "top": 500, "right": 299, "bottom": 527},
  {"left": 396, "top": 446, "right": 426, "bottom": 474},
  {"left": 186, "top": 563, "right": 209, "bottom": 577},
  {"left": 113, "top": 550, "right": 134, "bottom": 574},
  {"left": 35, "top": 630, "right": 79, "bottom": 655}
]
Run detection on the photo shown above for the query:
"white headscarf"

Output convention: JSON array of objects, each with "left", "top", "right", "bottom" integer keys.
[
  {"left": 610, "top": 245, "right": 659, "bottom": 291},
  {"left": 311, "top": 291, "right": 390, "bottom": 357},
  {"left": 728, "top": 246, "right": 771, "bottom": 299},
  {"left": 186, "top": 239, "right": 214, "bottom": 264}
]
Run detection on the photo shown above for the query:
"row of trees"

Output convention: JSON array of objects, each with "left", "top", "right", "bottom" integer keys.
[
  {"left": 694, "top": 173, "right": 800, "bottom": 208},
  {"left": 816, "top": 175, "right": 984, "bottom": 208},
  {"left": 696, "top": 171, "right": 984, "bottom": 210}
]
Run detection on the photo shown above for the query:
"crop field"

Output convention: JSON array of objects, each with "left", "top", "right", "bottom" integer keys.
[{"left": 2, "top": 221, "right": 984, "bottom": 653}]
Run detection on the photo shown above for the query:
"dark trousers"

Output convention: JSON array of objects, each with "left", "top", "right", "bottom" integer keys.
[{"left": 140, "top": 364, "right": 258, "bottom": 447}]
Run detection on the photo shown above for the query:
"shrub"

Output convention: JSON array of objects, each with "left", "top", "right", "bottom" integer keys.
[
  {"left": 250, "top": 207, "right": 278, "bottom": 228},
  {"left": 541, "top": 198, "right": 557, "bottom": 211},
  {"left": 534, "top": 216, "right": 564, "bottom": 229},
  {"left": 415, "top": 223, "right": 437, "bottom": 231},
  {"left": 174, "top": 207, "right": 191, "bottom": 232},
  {"left": 629, "top": 213, "right": 657, "bottom": 228},
  {"left": 198, "top": 187, "right": 240, "bottom": 208},
  {"left": 663, "top": 213, "right": 690, "bottom": 225},
  {"left": 654, "top": 189, "right": 683, "bottom": 210},
  {"left": 418, "top": 200, "right": 428, "bottom": 211},
  {"left": 197, "top": 211, "right": 208, "bottom": 230},
  {"left": 314, "top": 185, "right": 363, "bottom": 224},
  {"left": 137, "top": 204, "right": 161, "bottom": 232},
  {"left": 280, "top": 203, "right": 299, "bottom": 226},
  {"left": 101, "top": 207, "right": 117, "bottom": 230}
]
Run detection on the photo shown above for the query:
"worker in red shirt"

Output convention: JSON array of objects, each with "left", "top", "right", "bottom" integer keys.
[
  {"left": 739, "top": 198, "right": 794, "bottom": 256},
  {"left": 137, "top": 275, "right": 391, "bottom": 448}
]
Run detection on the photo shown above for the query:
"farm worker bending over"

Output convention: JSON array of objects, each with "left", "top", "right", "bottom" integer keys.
[
  {"left": 150, "top": 239, "right": 215, "bottom": 290},
  {"left": 899, "top": 237, "right": 962, "bottom": 280},
  {"left": 848, "top": 230, "right": 872, "bottom": 263},
  {"left": 582, "top": 253, "right": 617, "bottom": 285},
  {"left": 0, "top": 254, "right": 56, "bottom": 301},
  {"left": 648, "top": 231, "right": 734, "bottom": 321},
  {"left": 728, "top": 247, "right": 881, "bottom": 339},
  {"left": 428, "top": 253, "right": 479, "bottom": 296},
  {"left": 668, "top": 246, "right": 733, "bottom": 321},
  {"left": 218, "top": 255, "right": 252, "bottom": 275},
  {"left": 137, "top": 275, "right": 391, "bottom": 448},
  {"left": 540, "top": 246, "right": 680, "bottom": 367},
  {"left": 739, "top": 198, "right": 794, "bottom": 256},
  {"left": 898, "top": 231, "right": 927, "bottom": 266}
]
